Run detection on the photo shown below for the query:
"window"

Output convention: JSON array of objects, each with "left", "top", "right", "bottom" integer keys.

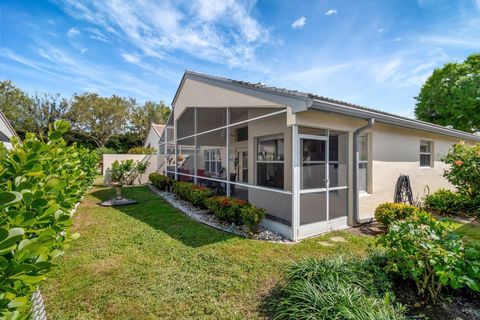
[
  {"left": 358, "top": 134, "right": 368, "bottom": 192},
  {"left": 204, "top": 149, "right": 222, "bottom": 174},
  {"left": 420, "top": 140, "right": 433, "bottom": 167},
  {"left": 256, "top": 134, "right": 284, "bottom": 189},
  {"left": 236, "top": 127, "right": 248, "bottom": 142}
]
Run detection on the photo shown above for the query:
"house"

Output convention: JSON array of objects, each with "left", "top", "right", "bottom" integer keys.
[
  {"left": 157, "top": 71, "right": 480, "bottom": 241},
  {"left": 0, "top": 110, "right": 17, "bottom": 150},
  {"left": 144, "top": 123, "right": 165, "bottom": 152}
]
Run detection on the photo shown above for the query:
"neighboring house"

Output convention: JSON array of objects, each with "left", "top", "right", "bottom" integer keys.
[
  {"left": 157, "top": 71, "right": 480, "bottom": 241},
  {"left": 0, "top": 110, "right": 17, "bottom": 150},
  {"left": 144, "top": 123, "right": 165, "bottom": 152}
]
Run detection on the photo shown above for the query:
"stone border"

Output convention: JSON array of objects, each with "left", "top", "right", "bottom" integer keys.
[{"left": 148, "top": 184, "right": 292, "bottom": 243}]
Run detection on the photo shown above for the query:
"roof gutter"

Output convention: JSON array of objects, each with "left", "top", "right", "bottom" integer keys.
[{"left": 353, "top": 118, "right": 375, "bottom": 226}]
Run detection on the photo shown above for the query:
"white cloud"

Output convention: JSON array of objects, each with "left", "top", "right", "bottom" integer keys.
[
  {"left": 418, "top": 35, "right": 480, "bottom": 49},
  {"left": 377, "top": 28, "right": 384, "bottom": 32},
  {"left": 394, "top": 37, "right": 402, "bottom": 42},
  {"left": 291, "top": 16, "right": 306, "bottom": 29},
  {"left": 476, "top": 0, "right": 480, "bottom": 10},
  {"left": 324, "top": 9, "right": 337, "bottom": 16},
  {"left": 57, "top": 0, "right": 270, "bottom": 67},
  {"left": 80, "top": 48, "right": 88, "bottom": 55},
  {"left": 121, "top": 53, "right": 140, "bottom": 63},
  {"left": 66, "top": 28, "right": 80, "bottom": 38}
]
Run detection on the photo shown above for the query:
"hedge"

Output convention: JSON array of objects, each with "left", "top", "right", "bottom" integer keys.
[
  {"left": 149, "top": 173, "right": 172, "bottom": 191},
  {"left": 0, "top": 120, "right": 97, "bottom": 318},
  {"left": 169, "top": 181, "right": 265, "bottom": 233}
]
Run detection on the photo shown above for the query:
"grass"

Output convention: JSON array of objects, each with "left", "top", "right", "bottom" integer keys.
[
  {"left": 41, "top": 185, "right": 373, "bottom": 320},
  {"left": 438, "top": 217, "right": 480, "bottom": 242}
]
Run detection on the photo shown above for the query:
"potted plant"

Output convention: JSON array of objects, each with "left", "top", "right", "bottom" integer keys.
[{"left": 110, "top": 159, "right": 135, "bottom": 199}]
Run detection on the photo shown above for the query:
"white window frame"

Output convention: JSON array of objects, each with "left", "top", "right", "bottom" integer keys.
[
  {"left": 204, "top": 148, "right": 222, "bottom": 174},
  {"left": 358, "top": 134, "right": 369, "bottom": 193},
  {"left": 420, "top": 140, "right": 434, "bottom": 168},
  {"left": 255, "top": 133, "right": 285, "bottom": 189}
]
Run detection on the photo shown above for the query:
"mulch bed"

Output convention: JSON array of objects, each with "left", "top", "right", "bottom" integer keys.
[{"left": 392, "top": 278, "right": 480, "bottom": 320}]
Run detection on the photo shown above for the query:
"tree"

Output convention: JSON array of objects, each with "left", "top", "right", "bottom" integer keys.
[
  {"left": 0, "top": 80, "right": 32, "bottom": 131},
  {"left": 22, "top": 93, "right": 71, "bottom": 138},
  {"left": 70, "top": 93, "right": 133, "bottom": 147},
  {"left": 130, "top": 100, "right": 171, "bottom": 138},
  {"left": 415, "top": 53, "right": 480, "bottom": 133},
  {"left": 0, "top": 81, "right": 70, "bottom": 138}
]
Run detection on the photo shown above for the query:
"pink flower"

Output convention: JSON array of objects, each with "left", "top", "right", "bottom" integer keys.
[{"left": 454, "top": 160, "right": 463, "bottom": 166}]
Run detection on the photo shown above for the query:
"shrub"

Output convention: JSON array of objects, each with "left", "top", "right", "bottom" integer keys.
[
  {"left": 204, "top": 196, "right": 265, "bottom": 232},
  {"left": 378, "top": 211, "right": 480, "bottom": 301},
  {"left": 149, "top": 173, "right": 172, "bottom": 191},
  {"left": 0, "top": 120, "right": 97, "bottom": 318},
  {"left": 423, "top": 189, "right": 472, "bottom": 216},
  {"left": 270, "top": 255, "right": 405, "bottom": 320},
  {"left": 127, "top": 146, "right": 156, "bottom": 154},
  {"left": 172, "top": 181, "right": 214, "bottom": 208},
  {"left": 442, "top": 142, "right": 480, "bottom": 201},
  {"left": 374, "top": 203, "right": 419, "bottom": 226},
  {"left": 240, "top": 204, "right": 265, "bottom": 234}
]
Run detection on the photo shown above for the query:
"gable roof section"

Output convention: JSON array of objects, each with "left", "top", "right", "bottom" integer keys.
[
  {"left": 172, "top": 70, "right": 480, "bottom": 142},
  {"left": 151, "top": 124, "right": 165, "bottom": 136},
  {"left": 0, "top": 110, "right": 17, "bottom": 139}
]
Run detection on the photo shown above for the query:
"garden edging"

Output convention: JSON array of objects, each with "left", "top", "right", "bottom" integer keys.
[{"left": 147, "top": 184, "right": 291, "bottom": 243}]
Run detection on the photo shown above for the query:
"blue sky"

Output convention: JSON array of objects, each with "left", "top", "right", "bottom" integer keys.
[{"left": 1, "top": 0, "right": 479, "bottom": 117}]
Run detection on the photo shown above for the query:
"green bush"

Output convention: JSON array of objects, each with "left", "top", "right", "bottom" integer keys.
[
  {"left": 172, "top": 181, "right": 214, "bottom": 208},
  {"left": 271, "top": 255, "right": 405, "bottom": 320},
  {"left": 127, "top": 146, "right": 156, "bottom": 154},
  {"left": 240, "top": 205, "right": 265, "bottom": 234},
  {"left": 374, "top": 203, "right": 419, "bottom": 226},
  {"left": 378, "top": 211, "right": 480, "bottom": 301},
  {"left": 0, "top": 120, "right": 97, "bottom": 318},
  {"left": 442, "top": 142, "right": 480, "bottom": 201},
  {"left": 424, "top": 189, "right": 472, "bottom": 216},
  {"left": 204, "top": 196, "right": 265, "bottom": 233},
  {"left": 149, "top": 173, "right": 172, "bottom": 191}
]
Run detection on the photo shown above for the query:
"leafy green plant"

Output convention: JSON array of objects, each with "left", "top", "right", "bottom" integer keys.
[
  {"left": 442, "top": 142, "right": 480, "bottom": 202},
  {"left": 378, "top": 211, "right": 480, "bottom": 301},
  {"left": 0, "top": 120, "right": 97, "bottom": 318},
  {"left": 423, "top": 189, "right": 471, "bottom": 216},
  {"left": 271, "top": 255, "right": 405, "bottom": 320},
  {"left": 149, "top": 173, "right": 172, "bottom": 191},
  {"left": 374, "top": 203, "right": 419, "bottom": 226},
  {"left": 172, "top": 181, "right": 214, "bottom": 208},
  {"left": 240, "top": 205, "right": 265, "bottom": 234},
  {"left": 127, "top": 146, "right": 156, "bottom": 154}
]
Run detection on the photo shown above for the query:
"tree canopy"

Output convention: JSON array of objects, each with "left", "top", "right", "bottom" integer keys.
[
  {"left": 415, "top": 53, "right": 480, "bottom": 133},
  {"left": 0, "top": 80, "right": 171, "bottom": 150}
]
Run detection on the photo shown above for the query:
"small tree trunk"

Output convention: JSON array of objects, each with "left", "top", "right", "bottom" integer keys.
[{"left": 114, "top": 185, "right": 123, "bottom": 200}]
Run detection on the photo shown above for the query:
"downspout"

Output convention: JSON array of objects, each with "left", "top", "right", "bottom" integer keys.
[{"left": 353, "top": 118, "right": 375, "bottom": 225}]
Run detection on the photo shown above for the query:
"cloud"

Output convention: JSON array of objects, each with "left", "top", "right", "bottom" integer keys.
[
  {"left": 121, "top": 53, "right": 140, "bottom": 63},
  {"left": 57, "top": 0, "right": 270, "bottom": 67},
  {"left": 291, "top": 16, "right": 306, "bottom": 29},
  {"left": 80, "top": 48, "right": 88, "bottom": 55},
  {"left": 476, "top": 0, "right": 480, "bottom": 10},
  {"left": 394, "top": 37, "right": 402, "bottom": 42},
  {"left": 66, "top": 28, "right": 80, "bottom": 38},
  {"left": 324, "top": 9, "right": 337, "bottom": 16},
  {"left": 418, "top": 35, "right": 480, "bottom": 49},
  {"left": 377, "top": 28, "right": 384, "bottom": 33}
]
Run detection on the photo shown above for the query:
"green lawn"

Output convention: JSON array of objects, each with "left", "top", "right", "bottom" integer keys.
[
  {"left": 41, "top": 185, "right": 373, "bottom": 320},
  {"left": 439, "top": 217, "right": 480, "bottom": 242}
]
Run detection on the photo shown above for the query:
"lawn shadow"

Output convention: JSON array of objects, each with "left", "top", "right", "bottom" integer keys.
[{"left": 89, "top": 186, "right": 238, "bottom": 248}]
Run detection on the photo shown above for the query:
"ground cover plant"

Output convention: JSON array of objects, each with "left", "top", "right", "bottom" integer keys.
[
  {"left": 269, "top": 254, "right": 406, "bottom": 320},
  {"left": 374, "top": 203, "right": 418, "bottom": 227},
  {"left": 0, "top": 121, "right": 97, "bottom": 318}
]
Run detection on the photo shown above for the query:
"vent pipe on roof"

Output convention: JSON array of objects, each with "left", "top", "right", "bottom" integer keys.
[{"left": 353, "top": 118, "right": 375, "bottom": 226}]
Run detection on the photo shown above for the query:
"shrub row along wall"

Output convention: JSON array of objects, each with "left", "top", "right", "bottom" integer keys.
[
  {"left": 0, "top": 121, "right": 97, "bottom": 318},
  {"left": 149, "top": 173, "right": 265, "bottom": 233}
]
